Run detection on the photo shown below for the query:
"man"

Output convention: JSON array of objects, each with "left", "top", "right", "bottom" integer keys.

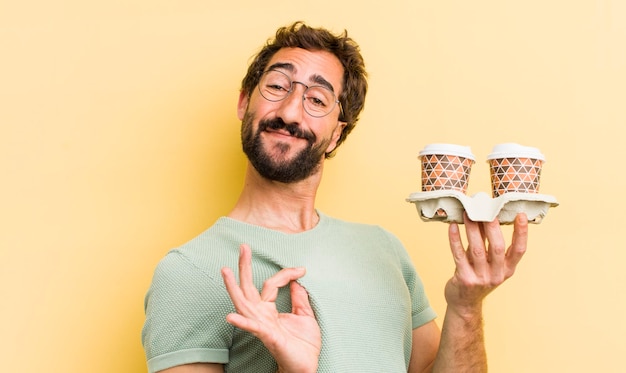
[{"left": 142, "top": 21, "right": 528, "bottom": 373}]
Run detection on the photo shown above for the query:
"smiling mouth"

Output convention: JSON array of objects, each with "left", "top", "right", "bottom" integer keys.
[
  {"left": 264, "top": 127, "right": 299, "bottom": 139},
  {"left": 259, "top": 118, "right": 315, "bottom": 142}
]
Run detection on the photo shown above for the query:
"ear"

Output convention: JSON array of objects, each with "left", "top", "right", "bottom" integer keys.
[
  {"left": 325, "top": 121, "right": 347, "bottom": 154},
  {"left": 237, "top": 90, "right": 249, "bottom": 120}
]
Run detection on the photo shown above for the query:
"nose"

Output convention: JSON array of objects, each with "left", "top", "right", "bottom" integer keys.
[{"left": 274, "top": 82, "right": 307, "bottom": 123}]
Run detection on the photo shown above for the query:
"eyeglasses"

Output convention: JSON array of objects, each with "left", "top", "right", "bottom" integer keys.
[{"left": 257, "top": 69, "right": 343, "bottom": 119}]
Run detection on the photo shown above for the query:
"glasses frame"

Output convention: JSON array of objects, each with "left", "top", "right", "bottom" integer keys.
[{"left": 257, "top": 69, "right": 344, "bottom": 119}]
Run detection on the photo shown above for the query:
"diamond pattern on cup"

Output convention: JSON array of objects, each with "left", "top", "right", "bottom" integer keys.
[
  {"left": 421, "top": 154, "right": 473, "bottom": 193},
  {"left": 489, "top": 157, "right": 543, "bottom": 197}
]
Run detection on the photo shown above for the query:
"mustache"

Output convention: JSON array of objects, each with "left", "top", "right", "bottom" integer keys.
[{"left": 259, "top": 118, "right": 316, "bottom": 142}]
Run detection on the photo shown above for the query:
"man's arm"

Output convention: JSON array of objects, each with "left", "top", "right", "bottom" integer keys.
[
  {"left": 431, "top": 303, "right": 486, "bottom": 372},
  {"left": 410, "top": 213, "right": 528, "bottom": 373},
  {"left": 408, "top": 321, "right": 440, "bottom": 373}
]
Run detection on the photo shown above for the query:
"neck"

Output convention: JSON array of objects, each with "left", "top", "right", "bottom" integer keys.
[{"left": 228, "top": 163, "right": 323, "bottom": 233}]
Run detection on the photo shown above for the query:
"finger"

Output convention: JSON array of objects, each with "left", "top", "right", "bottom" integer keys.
[
  {"left": 482, "top": 218, "right": 506, "bottom": 281},
  {"left": 478, "top": 221, "right": 487, "bottom": 246},
  {"left": 290, "top": 281, "right": 315, "bottom": 317},
  {"left": 463, "top": 214, "right": 489, "bottom": 275},
  {"left": 221, "top": 266, "right": 249, "bottom": 313},
  {"left": 260, "top": 267, "right": 306, "bottom": 302},
  {"left": 238, "top": 244, "right": 260, "bottom": 301},
  {"left": 448, "top": 222, "right": 470, "bottom": 273},
  {"left": 482, "top": 218, "right": 505, "bottom": 260},
  {"left": 225, "top": 312, "right": 262, "bottom": 336},
  {"left": 505, "top": 213, "right": 529, "bottom": 276}
]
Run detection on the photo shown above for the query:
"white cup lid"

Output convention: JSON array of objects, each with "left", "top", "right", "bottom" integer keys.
[
  {"left": 418, "top": 143, "right": 475, "bottom": 160},
  {"left": 486, "top": 143, "right": 545, "bottom": 161}
]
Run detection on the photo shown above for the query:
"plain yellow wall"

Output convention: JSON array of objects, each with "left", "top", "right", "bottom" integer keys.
[{"left": 1, "top": 1, "right": 624, "bottom": 372}]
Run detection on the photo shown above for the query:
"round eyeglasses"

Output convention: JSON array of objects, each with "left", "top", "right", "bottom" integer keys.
[{"left": 257, "top": 70, "right": 343, "bottom": 118}]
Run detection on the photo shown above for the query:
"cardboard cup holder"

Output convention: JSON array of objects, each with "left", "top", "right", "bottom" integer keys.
[
  {"left": 406, "top": 190, "right": 558, "bottom": 224},
  {"left": 407, "top": 143, "right": 558, "bottom": 224}
]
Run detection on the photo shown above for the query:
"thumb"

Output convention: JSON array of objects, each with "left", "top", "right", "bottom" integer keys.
[{"left": 290, "top": 281, "right": 315, "bottom": 317}]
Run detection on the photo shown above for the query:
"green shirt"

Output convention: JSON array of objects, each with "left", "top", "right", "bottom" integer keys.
[{"left": 142, "top": 212, "right": 436, "bottom": 372}]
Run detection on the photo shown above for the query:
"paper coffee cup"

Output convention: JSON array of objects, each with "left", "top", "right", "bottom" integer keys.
[
  {"left": 419, "top": 144, "right": 475, "bottom": 194},
  {"left": 487, "top": 143, "right": 545, "bottom": 197}
]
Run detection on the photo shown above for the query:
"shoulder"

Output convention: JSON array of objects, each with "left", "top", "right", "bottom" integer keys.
[
  {"left": 144, "top": 220, "right": 241, "bottom": 326},
  {"left": 156, "top": 218, "right": 247, "bottom": 276}
]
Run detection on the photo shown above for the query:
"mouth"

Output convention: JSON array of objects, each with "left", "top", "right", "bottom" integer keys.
[
  {"left": 264, "top": 127, "right": 295, "bottom": 138},
  {"left": 259, "top": 118, "right": 314, "bottom": 142}
]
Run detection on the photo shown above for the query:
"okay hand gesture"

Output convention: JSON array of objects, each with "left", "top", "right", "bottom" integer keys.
[{"left": 221, "top": 244, "right": 321, "bottom": 373}]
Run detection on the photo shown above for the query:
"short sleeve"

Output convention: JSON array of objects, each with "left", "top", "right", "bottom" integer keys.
[
  {"left": 384, "top": 230, "right": 438, "bottom": 328},
  {"left": 141, "top": 250, "right": 234, "bottom": 373}
]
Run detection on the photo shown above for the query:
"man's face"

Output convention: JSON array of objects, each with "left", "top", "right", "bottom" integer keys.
[{"left": 237, "top": 48, "right": 346, "bottom": 183}]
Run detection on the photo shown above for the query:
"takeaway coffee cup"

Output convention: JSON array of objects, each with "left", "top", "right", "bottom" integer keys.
[
  {"left": 487, "top": 143, "right": 545, "bottom": 197},
  {"left": 419, "top": 144, "right": 475, "bottom": 194}
]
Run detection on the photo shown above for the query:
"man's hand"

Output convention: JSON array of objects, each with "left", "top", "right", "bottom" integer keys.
[
  {"left": 221, "top": 244, "right": 321, "bottom": 373},
  {"left": 445, "top": 212, "right": 528, "bottom": 317},
  {"left": 430, "top": 213, "right": 529, "bottom": 372}
]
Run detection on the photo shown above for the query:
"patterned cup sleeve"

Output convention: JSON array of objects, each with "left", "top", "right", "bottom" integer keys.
[
  {"left": 421, "top": 154, "right": 474, "bottom": 194},
  {"left": 489, "top": 157, "right": 543, "bottom": 197}
]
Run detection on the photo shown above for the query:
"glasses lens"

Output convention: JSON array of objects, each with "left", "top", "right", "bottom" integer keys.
[
  {"left": 259, "top": 70, "right": 291, "bottom": 101},
  {"left": 303, "top": 87, "right": 336, "bottom": 117}
]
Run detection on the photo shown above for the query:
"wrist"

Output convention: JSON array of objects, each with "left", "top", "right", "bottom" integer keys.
[{"left": 447, "top": 302, "right": 484, "bottom": 322}]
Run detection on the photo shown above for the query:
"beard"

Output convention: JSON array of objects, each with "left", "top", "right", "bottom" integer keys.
[{"left": 241, "top": 111, "right": 330, "bottom": 183}]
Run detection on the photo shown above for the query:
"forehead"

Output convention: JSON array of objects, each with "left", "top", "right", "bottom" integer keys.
[{"left": 267, "top": 48, "right": 344, "bottom": 92}]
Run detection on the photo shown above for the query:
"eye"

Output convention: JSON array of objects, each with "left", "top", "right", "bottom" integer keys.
[
  {"left": 266, "top": 82, "right": 290, "bottom": 92},
  {"left": 304, "top": 87, "right": 331, "bottom": 108},
  {"left": 306, "top": 96, "right": 326, "bottom": 107},
  {"left": 259, "top": 70, "right": 292, "bottom": 100}
]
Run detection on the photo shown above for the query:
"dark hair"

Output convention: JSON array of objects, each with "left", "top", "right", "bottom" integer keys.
[{"left": 241, "top": 21, "right": 368, "bottom": 158}]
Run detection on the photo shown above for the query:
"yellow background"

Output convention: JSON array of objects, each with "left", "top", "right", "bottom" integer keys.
[{"left": 2, "top": 1, "right": 624, "bottom": 372}]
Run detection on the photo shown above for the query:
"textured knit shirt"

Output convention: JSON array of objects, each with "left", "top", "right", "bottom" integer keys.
[{"left": 142, "top": 212, "right": 437, "bottom": 372}]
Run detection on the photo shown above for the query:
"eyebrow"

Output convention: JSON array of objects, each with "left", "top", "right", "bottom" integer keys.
[
  {"left": 267, "top": 62, "right": 295, "bottom": 73},
  {"left": 266, "top": 62, "right": 336, "bottom": 93}
]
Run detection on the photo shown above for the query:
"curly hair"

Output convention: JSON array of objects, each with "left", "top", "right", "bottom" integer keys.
[{"left": 240, "top": 21, "right": 368, "bottom": 158}]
